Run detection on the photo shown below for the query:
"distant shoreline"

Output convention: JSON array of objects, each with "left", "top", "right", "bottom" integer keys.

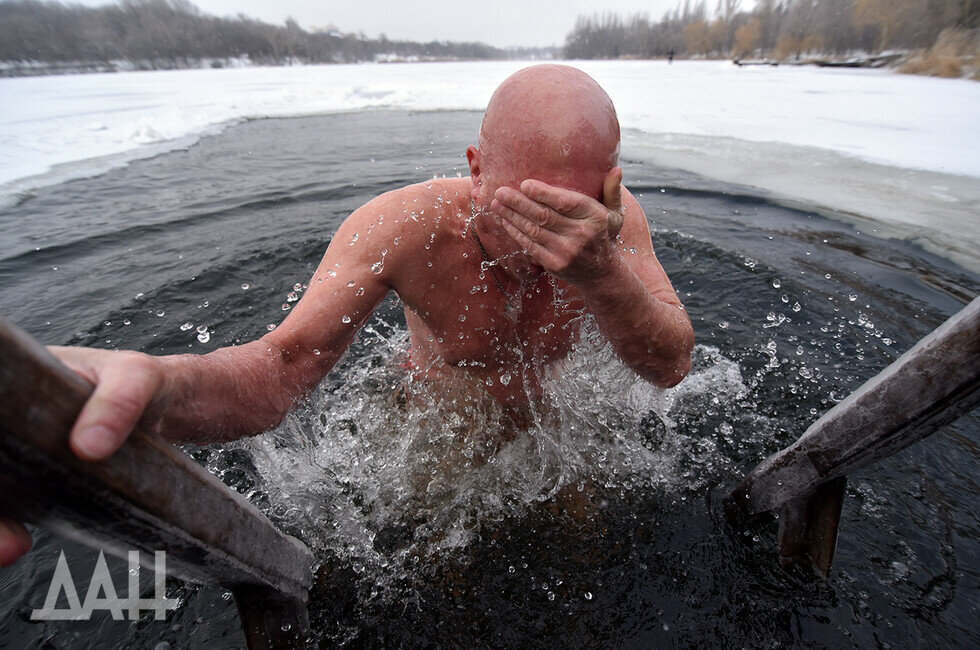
[
  {"left": 0, "top": 56, "right": 543, "bottom": 78},
  {"left": 4, "top": 52, "right": 976, "bottom": 82}
]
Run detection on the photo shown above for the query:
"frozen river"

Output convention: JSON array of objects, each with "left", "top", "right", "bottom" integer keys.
[{"left": 1, "top": 59, "right": 977, "bottom": 270}]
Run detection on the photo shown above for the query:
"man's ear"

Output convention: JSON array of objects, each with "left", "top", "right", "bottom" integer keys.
[
  {"left": 466, "top": 145, "right": 482, "bottom": 200},
  {"left": 466, "top": 145, "right": 481, "bottom": 180}
]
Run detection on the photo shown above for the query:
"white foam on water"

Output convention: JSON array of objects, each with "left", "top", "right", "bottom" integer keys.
[{"left": 1, "top": 61, "right": 977, "bottom": 267}]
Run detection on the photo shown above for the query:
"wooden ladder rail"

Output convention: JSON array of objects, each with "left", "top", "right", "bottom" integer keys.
[
  {"left": 0, "top": 317, "right": 315, "bottom": 648},
  {"left": 729, "top": 296, "right": 980, "bottom": 575}
]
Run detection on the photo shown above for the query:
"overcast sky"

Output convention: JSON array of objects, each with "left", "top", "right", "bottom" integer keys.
[{"left": 71, "top": 0, "right": 729, "bottom": 48}]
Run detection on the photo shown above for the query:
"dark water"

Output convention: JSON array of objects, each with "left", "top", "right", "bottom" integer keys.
[{"left": 0, "top": 111, "right": 977, "bottom": 648}]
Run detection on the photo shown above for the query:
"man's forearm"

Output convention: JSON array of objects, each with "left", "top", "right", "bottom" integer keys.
[
  {"left": 155, "top": 337, "right": 333, "bottom": 444},
  {"left": 575, "top": 255, "right": 694, "bottom": 387}
]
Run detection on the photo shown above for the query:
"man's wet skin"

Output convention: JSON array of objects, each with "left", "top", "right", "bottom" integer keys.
[{"left": 0, "top": 64, "right": 694, "bottom": 565}]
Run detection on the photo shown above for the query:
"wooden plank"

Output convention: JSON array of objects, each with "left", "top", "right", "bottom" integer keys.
[
  {"left": 731, "top": 296, "right": 980, "bottom": 521},
  {"left": 776, "top": 477, "right": 846, "bottom": 576},
  {"left": 0, "top": 316, "right": 314, "bottom": 647}
]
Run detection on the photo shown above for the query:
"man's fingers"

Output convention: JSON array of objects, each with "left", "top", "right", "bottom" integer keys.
[
  {"left": 495, "top": 215, "right": 561, "bottom": 269},
  {"left": 603, "top": 167, "right": 625, "bottom": 238},
  {"left": 603, "top": 167, "right": 623, "bottom": 213},
  {"left": 0, "top": 519, "right": 32, "bottom": 567},
  {"left": 491, "top": 198, "right": 559, "bottom": 248},
  {"left": 69, "top": 354, "right": 162, "bottom": 461},
  {"left": 48, "top": 345, "right": 100, "bottom": 384},
  {"left": 494, "top": 186, "right": 560, "bottom": 230},
  {"left": 520, "top": 179, "right": 595, "bottom": 219}
]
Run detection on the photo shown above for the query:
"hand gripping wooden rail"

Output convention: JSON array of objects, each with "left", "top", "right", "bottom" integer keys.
[
  {"left": 729, "top": 296, "right": 980, "bottom": 576},
  {"left": 0, "top": 317, "right": 314, "bottom": 648}
]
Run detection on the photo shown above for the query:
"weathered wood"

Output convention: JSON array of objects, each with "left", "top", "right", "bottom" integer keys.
[
  {"left": 732, "top": 296, "right": 980, "bottom": 519},
  {"left": 233, "top": 585, "right": 311, "bottom": 649},
  {"left": 776, "top": 477, "right": 846, "bottom": 576},
  {"left": 0, "top": 316, "right": 314, "bottom": 647},
  {"left": 729, "top": 297, "right": 979, "bottom": 573}
]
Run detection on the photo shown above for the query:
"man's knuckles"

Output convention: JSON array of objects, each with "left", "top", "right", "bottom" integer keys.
[
  {"left": 524, "top": 220, "right": 542, "bottom": 241},
  {"left": 92, "top": 388, "right": 150, "bottom": 424},
  {"left": 121, "top": 351, "right": 164, "bottom": 383},
  {"left": 80, "top": 352, "right": 163, "bottom": 428},
  {"left": 553, "top": 193, "right": 580, "bottom": 215}
]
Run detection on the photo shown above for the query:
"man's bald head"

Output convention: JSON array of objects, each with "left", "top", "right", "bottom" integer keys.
[{"left": 473, "top": 65, "right": 620, "bottom": 200}]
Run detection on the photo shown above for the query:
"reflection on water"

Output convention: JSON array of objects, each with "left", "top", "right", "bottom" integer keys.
[{"left": 0, "top": 111, "right": 976, "bottom": 648}]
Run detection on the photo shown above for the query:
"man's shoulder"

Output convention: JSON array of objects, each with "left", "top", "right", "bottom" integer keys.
[
  {"left": 344, "top": 177, "right": 468, "bottom": 236},
  {"left": 331, "top": 176, "right": 469, "bottom": 273}
]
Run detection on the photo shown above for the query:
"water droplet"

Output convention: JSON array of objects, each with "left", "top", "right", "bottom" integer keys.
[
  {"left": 281, "top": 303, "right": 291, "bottom": 311},
  {"left": 848, "top": 293, "right": 858, "bottom": 302},
  {"left": 499, "top": 372, "right": 511, "bottom": 386},
  {"left": 458, "top": 314, "right": 466, "bottom": 322},
  {"left": 241, "top": 283, "right": 250, "bottom": 290},
  {"left": 122, "top": 319, "right": 130, "bottom": 326},
  {"left": 326, "top": 269, "right": 337, "bottom": 277},
  {"left": 156, "top": 310, "right": 165, "bottom": 317},
  {"left": 584, "top": 592, "right": 593, "bottom": 600},
  {"left": 267, "top": 323, "right": 276, "bottom": 331},
  {"left": 772, "top": 279, "right": 781, "bottom": 288},
  {"left": 197, "top": 331, "right": 210, "bottom": 343},
  {"left": 313, "top": 349, "right": 320, "bottom": 355},
  {"left": 349, "top": 233, "right": 359, "bottom": 244},
  {"left": 342, "top": 315, "right": 351, "bottom": 324},
  {"left": 196, "top": 325, "right": 208, "bottom": 334},
  {"left": 293, "top": 283, "right": 303, "bottom": 292},
  {"left": 371, "top": 261, "right": 384, "bottom": 274},
  {"left": 287, "top": 291, "right": 299, "bottom": 302}
]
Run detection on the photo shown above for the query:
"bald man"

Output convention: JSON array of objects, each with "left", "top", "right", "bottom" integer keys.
[{"left": 0, "top": 65, "right": 694, "bottom": 565}]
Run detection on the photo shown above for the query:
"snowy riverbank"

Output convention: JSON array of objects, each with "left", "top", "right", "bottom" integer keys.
[{"left": 1, "top": 60, "right": 977, "bottom": 270}]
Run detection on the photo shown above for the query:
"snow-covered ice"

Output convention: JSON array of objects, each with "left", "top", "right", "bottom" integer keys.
[{"left": 1, "top": 60, "right": 977, "bottom": 269}]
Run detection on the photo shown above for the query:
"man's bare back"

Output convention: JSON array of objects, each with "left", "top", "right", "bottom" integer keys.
[{"left": 0, "top": 64, "right": 694, "bottom": 565}]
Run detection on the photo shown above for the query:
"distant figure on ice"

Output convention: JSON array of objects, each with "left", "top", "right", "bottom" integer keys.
[
  {"left": 668, "top": 50, "right": 674, "bottom": 64},
  {"left": 0, "top": 65, "right": 693, "bottom": 566}
]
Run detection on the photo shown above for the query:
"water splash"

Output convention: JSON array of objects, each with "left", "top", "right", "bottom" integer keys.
[{"left": 225, "top": 316, "right": 757, "bottom": 607}]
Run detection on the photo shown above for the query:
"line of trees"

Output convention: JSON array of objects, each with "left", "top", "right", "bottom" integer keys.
[
  {"left": 564, "top": 0, "right": 979, "bottom": 60},
  {"left": 0, "top": 0, "right": 508, "bottom": 72}
]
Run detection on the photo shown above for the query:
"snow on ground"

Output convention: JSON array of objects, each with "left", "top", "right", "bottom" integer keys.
[{"left": 1, "top": 60, "right": 977, "bottom": 269}]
